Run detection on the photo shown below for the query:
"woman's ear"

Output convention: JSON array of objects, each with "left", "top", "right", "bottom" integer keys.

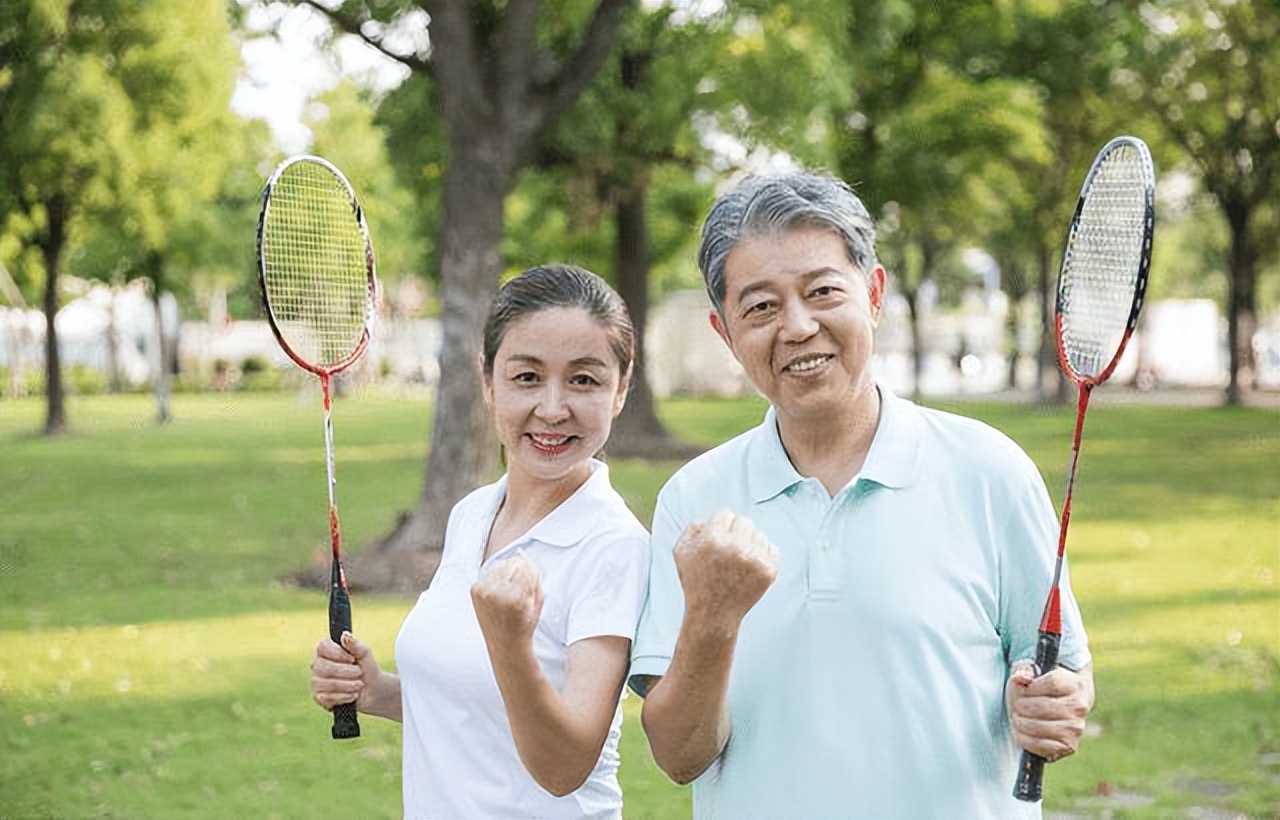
[
  {"left": 612, "top": 366, "right": 632, "bottom": 419},
  {"left": 479, "top": 353, "right": 494, "bottom": 411}
]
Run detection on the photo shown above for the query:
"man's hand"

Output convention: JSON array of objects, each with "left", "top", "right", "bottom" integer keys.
[
  {"left": 673, "top": 509, "right": 779, "bottom": 627},
  {"left": 472, "top": 551, "right": 544, "bottom": 651},
  {"left": 1006, "top": 660, "right": 1095, "bottom": 761}
]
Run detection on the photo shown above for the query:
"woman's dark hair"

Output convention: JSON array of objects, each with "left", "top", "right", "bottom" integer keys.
[{"left": 482, "top": 264, "right": 635, "bottom": 385}]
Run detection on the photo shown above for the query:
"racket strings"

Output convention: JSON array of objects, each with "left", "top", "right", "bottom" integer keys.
[
  {"left": 1058, "top": 146, "right": 1150, "bottom": 380},
  {"left": 262, "top": 162, "right": 371, "bottom": 368}
]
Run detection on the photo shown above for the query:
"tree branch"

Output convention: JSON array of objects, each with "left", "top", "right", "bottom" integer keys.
[
  {"left": 421, "top": 0, "right": 490, "bottom": 129},
  {"left": 496, "top": 0, "right": 544, "bottom": 92},
  {"left": 542, "top": 0, "right": 632, "bottom": 121},
  {"left": 297, "top": 0, "right": 434, "bottom": 77}
]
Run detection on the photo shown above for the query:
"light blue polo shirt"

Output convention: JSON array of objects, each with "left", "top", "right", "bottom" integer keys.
[{"left": 630, "top": 387, "right": 1089, "bottom": 819}]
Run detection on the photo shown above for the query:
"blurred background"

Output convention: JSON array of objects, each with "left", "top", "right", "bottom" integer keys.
[
  {"left": 1, "top": 1, "right": 1276, "bottom": 818},
  {"left": 1, "top": 0, "right": 1275, "bottom": 422}
]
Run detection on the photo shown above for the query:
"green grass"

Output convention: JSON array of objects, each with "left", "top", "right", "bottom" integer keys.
[{"left": 1, "top": 391, "right": 1276, "bottom": 819}]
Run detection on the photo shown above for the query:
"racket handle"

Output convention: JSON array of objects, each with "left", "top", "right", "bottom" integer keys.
[
  {"left": 1013, "top": 631, "right": 1061, "bottom": 802},
  {"left": 332, "top": 700, "right": 360, "bottom": 739},
  {"left": 328, "top": 562, "right": 360, "bottom": 739},
  {"left": 1013, "top": 752, "right": 1047, "bottom": 802}
]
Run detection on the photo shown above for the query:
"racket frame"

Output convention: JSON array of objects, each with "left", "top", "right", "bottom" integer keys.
[
  {"left": 1014, "top": 135, "right": 1154, "bottom": 802},
  {"left": 256, "top": 154, "right": 377, "bottom": 741}
]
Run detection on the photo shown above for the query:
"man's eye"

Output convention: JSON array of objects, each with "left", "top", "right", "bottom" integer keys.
[{"left": 512, "top": 372, "right": 538, "bottom": 383}]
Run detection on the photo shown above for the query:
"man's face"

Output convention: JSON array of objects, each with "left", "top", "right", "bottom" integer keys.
[{"left": 710, "top": 227, "right": 884, "bottom": 423}]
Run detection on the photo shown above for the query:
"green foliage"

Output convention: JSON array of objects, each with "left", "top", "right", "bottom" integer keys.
[
  {"left": 308, "top": 81, "right": 428, "bottom": 296},
  {"left": 0, "top": 393, "right": 1275, "bottom": 818},
  {"left": 0, "top": 0, "right": 242, "bottom": 286},
  {"left": 1121, "top": 0, "right": 1279, "bottom": 359}
]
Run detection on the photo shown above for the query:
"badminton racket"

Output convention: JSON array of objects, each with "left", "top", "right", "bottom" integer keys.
[
  {"left": 1013, "top": 135, "right": 1154, "bottom": 801},
  {"left": 257, "top": 154, "right": 377, "bottom": 740}
]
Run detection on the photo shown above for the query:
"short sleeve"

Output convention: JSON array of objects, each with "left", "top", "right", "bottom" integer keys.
[
  {"left": 628, "top": 478, "right": 689, "bottom": 695},
  {"left": 564, "top": 527, "right": 651, "bottom": 647},
  {"left": 998, "top": 451, "right": 1092, "bottom": 672}
]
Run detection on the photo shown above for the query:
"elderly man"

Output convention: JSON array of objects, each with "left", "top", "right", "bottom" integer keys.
[{"left": 629, "top": 172, "right": 1094, "bottom": 819}]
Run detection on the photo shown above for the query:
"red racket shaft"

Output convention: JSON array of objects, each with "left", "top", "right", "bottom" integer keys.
[
  {"left": 321, "top": 374, "right": 360, "bottom": 740},
  {"left": 1014, "top": 382, "right": 1091, "bottom": 801}
]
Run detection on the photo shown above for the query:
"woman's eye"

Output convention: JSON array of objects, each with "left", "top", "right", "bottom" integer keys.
[
  {"left": 512, "top": 371, "right": 538, "bottom": 383},
  {"left": 570, "top": 374, "right": 602, "bottom": 387}
]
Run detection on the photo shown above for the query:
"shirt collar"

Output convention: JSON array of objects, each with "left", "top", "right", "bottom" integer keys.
[
  {"left": 501, "top": 458, "right": 611, "bottom": 549},
  {"left": 745, "top": 383, "right": 921, "bottom": 503}
]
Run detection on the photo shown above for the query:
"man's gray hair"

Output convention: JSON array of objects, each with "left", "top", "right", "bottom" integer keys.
[{"left": 697, "top": 172, "right": 878, "bottom": 317}]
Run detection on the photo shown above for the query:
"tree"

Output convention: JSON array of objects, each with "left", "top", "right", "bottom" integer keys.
[
  {"left": 1122, "top": 0, "right": 1279, "bottom": 404},
  {"left": 307, "top": 81, "right": 426, "bottom": 294},
  {"left": 0, "top": 0, "right": 240, "bottom": 430},
  {"left": 830, "top": 0, "right": 1049, "bottom": 397},
  {"left": 506, "top": 1, "right": 853, "bottom": 455},
  {"left": 993, "top": 0, "right": 1148, "bottom": 400},
  {"left": 292, "top": 0, "right": 631, "bottom": 589},
  {"left": 2, "top": 0, "right": 134, "bottom": 433}
]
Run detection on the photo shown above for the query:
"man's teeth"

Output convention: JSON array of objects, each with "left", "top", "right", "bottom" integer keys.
[{"left": 788, "top": 356, "right": 828, "bottom": 372}]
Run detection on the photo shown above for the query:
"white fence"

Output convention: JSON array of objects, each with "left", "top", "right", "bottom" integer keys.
[{"left": 2, "top": 286, "right": 1275, "bottom": 397}]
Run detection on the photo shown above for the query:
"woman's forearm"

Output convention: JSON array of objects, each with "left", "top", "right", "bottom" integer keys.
[
  {"left": 485, "top": 637, "right": 628, "bottom": 797},
  {"left": 361, "top": 670, "right": 403, "bottom": 723}
]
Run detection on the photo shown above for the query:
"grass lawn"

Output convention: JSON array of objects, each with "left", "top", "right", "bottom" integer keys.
[{"left": 0, "top": 390, "right": 1276, "bottom": 819}]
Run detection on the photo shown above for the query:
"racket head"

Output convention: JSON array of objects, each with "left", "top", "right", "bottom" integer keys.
[
  {"left": 1054, "top": 135, "right": 1155, "bottom": 387},
  {"left": 257, "top": 155, "right": 376, "bottom": 376}
]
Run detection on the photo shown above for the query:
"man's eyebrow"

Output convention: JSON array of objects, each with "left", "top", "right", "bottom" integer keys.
[{"left": 731, "top": 267, "right": 851, "bottom": 305}]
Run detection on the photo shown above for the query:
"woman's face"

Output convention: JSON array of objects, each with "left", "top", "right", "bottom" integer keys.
[{"left": 483, "top": 306, "right": 628, "bottom": 485}]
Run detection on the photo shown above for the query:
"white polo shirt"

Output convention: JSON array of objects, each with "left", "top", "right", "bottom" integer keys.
[
  {"left": 630, "top": 388, "right": 1090, "bottom": 819},
  {"left": 395, "top": 459, "right": 650, "bottom": 819}
]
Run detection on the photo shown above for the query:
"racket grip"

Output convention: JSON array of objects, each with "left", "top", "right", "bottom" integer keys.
[
  {"left": 1013, "top": 751, "right": 1047, "bottom": 802},
  {"left": 332, "top": 700, "right": 360, "bottom": 739},
  {"left": 1013, "top": 631, "right": 1061, "bottom": 802},
  {"left": 328, "top": 563, "right": 360, "bottom": 739}
]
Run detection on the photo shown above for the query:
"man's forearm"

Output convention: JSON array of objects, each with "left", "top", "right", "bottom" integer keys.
[{"left": 641, "top": 616, "right": 739, "bottom": 784}]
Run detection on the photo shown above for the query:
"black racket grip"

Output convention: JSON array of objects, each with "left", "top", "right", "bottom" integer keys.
[
  {"left": 328, "top": 566, "right": 360, "bottom": 739},
  {"left": 332, "top": 700, "right": 360, "bottom": 739},
  {"left": 1013, "top": 631, "right": 1061, "bottom": 802}
]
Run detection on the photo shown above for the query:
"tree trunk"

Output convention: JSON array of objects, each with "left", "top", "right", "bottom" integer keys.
[
  {"left": 999, "top": 258, "right": 1029, "bottom": 391},
  {"left": 39, "top": 194, "right": 68, "bottom": 436},
  {"left": 1005, "top": 291, "right": 1021, "bottom": 390},
  {"left": 906, "top": 289, "right": 922, "bottom": 400},
  {"left": 1034, "top": 240, "right": 1067, "bottom": 405},
  {"left": 150, "top": 263, "right": 173, "bottom": 425},
  {"left": 389, "top": 169, "right": 506, "bottom": 543},
  {"left": 347, "top": 134, "right": 513, "bottom": 594},
  {"left": 292, "top": 0, "right": 630, "bottom": 595},
  {"left": 606, "top": 184, "right": 700, "bottom": 460},
  {"left": 105, "top": 291, "right": 122, "bottom": 393},
  {"left": 1223, "top": 204, "right": 1257, "bottom": 406}
]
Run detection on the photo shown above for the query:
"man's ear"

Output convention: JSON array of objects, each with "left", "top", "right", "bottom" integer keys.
[
  {"left": 868, "top": 264, "right": 887, "bottom": 326},
  {"left": 709, "top": 309, "right": 731, "bottom": 347}
]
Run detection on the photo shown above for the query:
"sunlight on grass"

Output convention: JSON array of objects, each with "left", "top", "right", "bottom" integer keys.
[
  {"left": 0, "top": 602, "right": 411, "bottom": 703},
  {"left": 1, "top": 393, "right": 1275, "bottom": 819}
]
